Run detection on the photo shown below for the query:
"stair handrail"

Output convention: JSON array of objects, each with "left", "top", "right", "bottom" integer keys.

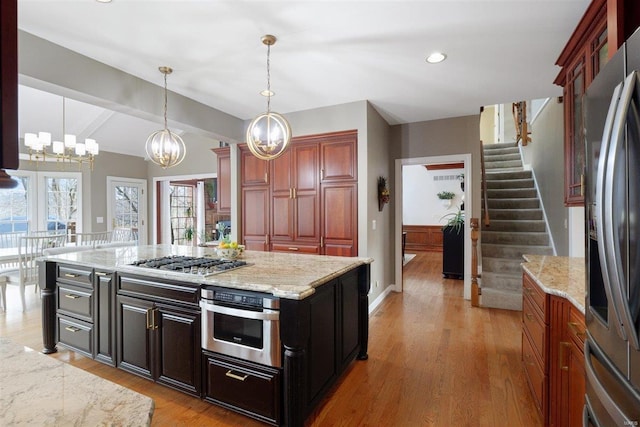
[
  {"left": 480, "top": 140, "right": 490, "bottom": 227},
  {"left": 512, "top": 101, "right": 532, "bottom": 146},
  {"left": 470, "top": 217, "right": 480, "bottom": 307}
]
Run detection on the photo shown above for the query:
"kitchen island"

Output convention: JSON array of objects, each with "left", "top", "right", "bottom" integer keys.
[{"left": 39, "top": 244, "right": 372, "bottom": 426}]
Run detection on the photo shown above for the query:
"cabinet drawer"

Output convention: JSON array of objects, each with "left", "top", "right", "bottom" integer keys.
[
  {"left": 58, "top": 316, "right": 94, "bottom": 357},
  {"left": 522, "top": 332, "right": 546, "bottom": 418},
  {"left": 58, "top": 284, "right": 94, "bottom": 321},
  {"left": 271, "top": 243, "right": 320, "bottom": 254},
  {"left": 118, "top": 275, "right": 199, "bottom": 305},
  {"left": 522, "top": 294, "right": 546, "bottom": 367},
  {"left": 57, "top": 264, "right": 92, "bottom": 288},
  {"left": 523, "top": 273, "right": 546, "bottom": 319},
  {"left": 204, "top": 353, "right": 281, "bottom": 425},
  {"left": 567, "top": 304, "right": 586, "bottom": 351}
]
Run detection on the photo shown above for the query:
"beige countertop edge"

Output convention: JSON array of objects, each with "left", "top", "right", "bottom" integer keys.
[
  {"left": 41, "top": 246, "right": 373, "bottom": 300},
  {"left": 521, "top": 254, "right": 586, "bottom": 314}
]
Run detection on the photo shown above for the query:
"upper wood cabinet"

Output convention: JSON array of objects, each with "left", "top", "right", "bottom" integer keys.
[
  {"left": 555, "top": 0, "right": 640, "bottom": 206},
  {"left": 321, "top": 138, "right": 357, "bottom": 182},
  {"left": 241, "top": 148, "right": 269, "bottom": 186},
  {"left": 212, "top": 147, "right": 231, "bottom": 213}
]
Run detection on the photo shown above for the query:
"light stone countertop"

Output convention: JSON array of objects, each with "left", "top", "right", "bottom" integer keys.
[
  {"left": 0, "top": 337, "right": 154, "bottom": 426},
  {"left": 42, "top": 244, "right": 374, "bottom": 300},
  {"left": 521, "top": 254, "right": 586, "bottom": 313}
]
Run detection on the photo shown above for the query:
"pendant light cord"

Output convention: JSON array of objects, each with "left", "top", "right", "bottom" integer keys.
[
  {"left": 266, "top": 43, "right": 271, "bottom": 113},
  {"left": 163, "top": 72, "right": 169, "bottom": 130}
]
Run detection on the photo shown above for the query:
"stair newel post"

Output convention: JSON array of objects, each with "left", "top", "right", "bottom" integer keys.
[{"left": 470, "top": 217, "right": 480, "bottom": 307}]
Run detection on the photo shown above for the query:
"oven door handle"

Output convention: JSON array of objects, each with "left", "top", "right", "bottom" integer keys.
[{"left": 201, "top": 301, "right": 280, "bottom": 321}]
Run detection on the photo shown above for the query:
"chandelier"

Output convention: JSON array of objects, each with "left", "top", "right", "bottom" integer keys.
[
  {"left": 23, "top": 97, "right": 99, "bottom": 170},
  {"left": 145, "top": 66, "right": 186, "bottom": 169},
  {"left": 246, "top": 35, "right": 292, "bottom": 161}
]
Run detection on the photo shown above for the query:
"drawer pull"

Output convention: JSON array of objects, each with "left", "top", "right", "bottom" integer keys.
[
  {"left": 524, "top": 353, "right": 535, "bottom": 367},
  {"left": 94, "top": 271, "right": 108, "bottom": 277},
  {"left": 524, "top": 287, "right": 534, "bottom": 295},
  {"left": 64, "top": 273, "right": 79, "bottom": 278},
  {"left": 225, "top": 370, "right": 249, "bottom": 382},
  {"left": 65, "top": 326, "right": 81, "bottom": 333},
  {"left": 567, "top": 321, "right": 586, "bottom": 340},
  {"left": 525, "top": 313, "right": 534, "bottom": 321},
  {"left": 64, "top": 294, "right": 81, "bottom": 299},
  {"left": 288, "top": 247, "right": 299, "bottom": 251}
]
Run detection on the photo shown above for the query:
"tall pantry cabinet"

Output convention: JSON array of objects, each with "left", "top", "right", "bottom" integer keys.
[{"left": 240, "top": 130, "right": 358, "bottom": 257}]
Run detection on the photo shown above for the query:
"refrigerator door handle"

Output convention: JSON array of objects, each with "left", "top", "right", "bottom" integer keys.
[
  {"left": 595, "top": 80, "right": 627, "bottom": 341},
  {"left": 604, "top": 70, "right": 640, "bottom": 350},
  {"left": 584, "top": 339, "right": 634, "bottom": 426},
  {"left": 583, "top": 394, "right": 603, "bottom": 427}
]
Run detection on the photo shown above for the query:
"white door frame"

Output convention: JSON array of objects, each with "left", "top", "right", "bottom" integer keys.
[
  {"left": 151, "top": 173, "right": 217, "bottom": 245},
  {"left": 394, "top": 153, "right": 472, "bottom": 300},
  {"left": 106, "top": 176, "right": 147, "bottom": 244}
]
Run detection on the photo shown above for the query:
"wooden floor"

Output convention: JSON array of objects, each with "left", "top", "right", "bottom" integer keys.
[{"left": 0, "top": 252, "right": 541, "bottom": 426}]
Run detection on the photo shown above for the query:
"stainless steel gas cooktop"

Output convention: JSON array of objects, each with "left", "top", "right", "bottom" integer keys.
[{"left": 129, "top": 255, "right": 249, "bottom": 277}]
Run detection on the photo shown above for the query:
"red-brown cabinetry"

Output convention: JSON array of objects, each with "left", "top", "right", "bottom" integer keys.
[
  {"left": 240, "top": 130, "right": 358, "bottom": 257},
  {"left": 521, "top": 272, "right": 586, "bottom": 427},
  {"left": 212, "top": 147, "right": 231, "bottom": 214}
]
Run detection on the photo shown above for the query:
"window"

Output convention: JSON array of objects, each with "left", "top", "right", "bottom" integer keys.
[
  {"left": 0, "top": 170, "right": 81, "bottom": 235},
  {"left": 0, "top": 174, "right": 30, "bottom": 233}
]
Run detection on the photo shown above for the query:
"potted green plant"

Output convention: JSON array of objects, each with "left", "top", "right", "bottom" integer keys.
[{"left": 440, "top": 209, "right": 465, "bottom": 234}]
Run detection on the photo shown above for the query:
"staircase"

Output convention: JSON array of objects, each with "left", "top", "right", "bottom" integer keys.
[{"left": 481, "top": 142, "right": 553, "bottom": 310}]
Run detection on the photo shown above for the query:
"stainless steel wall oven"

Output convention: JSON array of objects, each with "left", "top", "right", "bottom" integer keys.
[{"left": 200, "top": 286, "right": 281, "bottom": 368}]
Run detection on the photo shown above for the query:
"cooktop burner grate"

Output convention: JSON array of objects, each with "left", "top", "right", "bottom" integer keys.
[{"left": 129, "top": 256, "right": 248, "bottom": 277}]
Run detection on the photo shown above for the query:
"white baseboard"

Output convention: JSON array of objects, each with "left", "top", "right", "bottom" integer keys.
[{"left": 368, "top": 284, "right": 396, "bottom": 314}]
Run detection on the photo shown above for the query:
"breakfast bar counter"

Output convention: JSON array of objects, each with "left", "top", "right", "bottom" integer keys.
[{"left": 0, "top": 337, "right": 154, "bottom": 426}]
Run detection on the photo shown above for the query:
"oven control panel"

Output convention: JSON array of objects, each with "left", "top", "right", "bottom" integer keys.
[{"left": 215, "top": 291, "right": 263, "bottom": 307}]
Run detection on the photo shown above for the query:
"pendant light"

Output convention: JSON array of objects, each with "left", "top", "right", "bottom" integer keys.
[
  {"left": 145, "top": 66, "right": 186, "bottom": 168},
  {"left": 246, "top": 35, "right": 292, "bottom": 161}
]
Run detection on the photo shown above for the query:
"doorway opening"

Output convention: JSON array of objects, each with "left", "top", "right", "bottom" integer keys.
[{"left": 395, "top": 153, "right": 472, "bottom": 299}]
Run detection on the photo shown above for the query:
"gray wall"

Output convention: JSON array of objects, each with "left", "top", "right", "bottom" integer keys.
[
  {"left": 522, "top": 98, "right": 568, "bottom": 255},
  {"left": 390, "top": 115, "right": 482, "bottom": 221}
]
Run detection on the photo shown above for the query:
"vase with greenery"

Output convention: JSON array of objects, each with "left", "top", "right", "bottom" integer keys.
[{"left": 437, "top": 191, "right": 455, "bottom": 200}]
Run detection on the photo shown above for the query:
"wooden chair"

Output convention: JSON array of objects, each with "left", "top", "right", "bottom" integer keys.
[{"left": 1, "top": 233, "right": 67, "bottom": 311}]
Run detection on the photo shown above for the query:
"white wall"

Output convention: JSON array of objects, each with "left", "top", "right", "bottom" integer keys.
[{"left": 403, "top": 165, "right": 463, "bottom": 225}]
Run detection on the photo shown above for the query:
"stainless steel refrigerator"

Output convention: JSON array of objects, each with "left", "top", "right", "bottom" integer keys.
[{"left": 584, "top": 27, "right": 640, "bottom": 426}]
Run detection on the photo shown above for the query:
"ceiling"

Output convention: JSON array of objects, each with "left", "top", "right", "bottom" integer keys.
[{"left": 17, "top": 0, "right": 590, "bottom": 158}]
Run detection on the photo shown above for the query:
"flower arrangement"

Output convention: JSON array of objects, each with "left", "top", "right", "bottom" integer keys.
[{"left": 378, "top": 176, "right": 390, "bottom": 211}]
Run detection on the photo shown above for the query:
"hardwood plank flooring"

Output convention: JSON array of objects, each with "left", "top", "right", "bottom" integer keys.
[{"left": 0, "top": 252, "right": 541, "bottom": 426}]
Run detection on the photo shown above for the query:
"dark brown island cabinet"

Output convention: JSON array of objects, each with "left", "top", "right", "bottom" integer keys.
[{"left": 39, "top": 253, "right": 370, "bottom": 427}]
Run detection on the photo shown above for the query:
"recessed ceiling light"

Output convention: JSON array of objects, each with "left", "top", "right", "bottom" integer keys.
[
  {"left": 426, "top": 52, "right": 447, "bottom": 64},
  {"left": 260, "top": 89, "right": 275, "bottom": 97}
]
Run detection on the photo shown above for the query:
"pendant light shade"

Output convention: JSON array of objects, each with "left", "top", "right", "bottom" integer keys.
[
  {"left": 246, "top": 35, "right": 292, "bottom": 161},
  {"left": 145, "top": 66, "right": 186, "bottom": 168}
]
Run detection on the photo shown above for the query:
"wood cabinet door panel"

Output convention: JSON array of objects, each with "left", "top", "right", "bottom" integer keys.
[
  {"left": 95, "top": 272, "right": 116, "bottom": 366},
  {"left": 242, "top": 187, "right": 269, "bottom": 250},
  {"left": 523, "top": 295, "right": 546, "bottom": 366},
  {"left": 322, "top": 183, "right": 357, "bottom": 256},
  {"left": 567, "top": 344, "right": 586, "bottom": 427},
  {"left": 522, "top": 332, "right": 546, "bottom": 418},
  {"left": 117, "top": 295, "right": 154, "bottom": 379},
  {"left": 156, "top": 304, "right": 201, "bottom": 395},
  {"left": 241, "top": 148, "right": 270, "bottom": 186},
  {"left": 271, "top": 194, "right": 294, "bottom": 241},
  {"left": 295, "top": 144, "right": 319, "bottom": 191},
  {"left": 321, "top": 139, "right": 357, "bottom": 182},
  {"left": 295, "top": 192, "right": 319, "bottom": 240},
  {"left": 213, "top": 147, "right": 231, "bottom": 213},
  {"left": 270, "top": 150, "right": 292, "bottom": 192}
]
